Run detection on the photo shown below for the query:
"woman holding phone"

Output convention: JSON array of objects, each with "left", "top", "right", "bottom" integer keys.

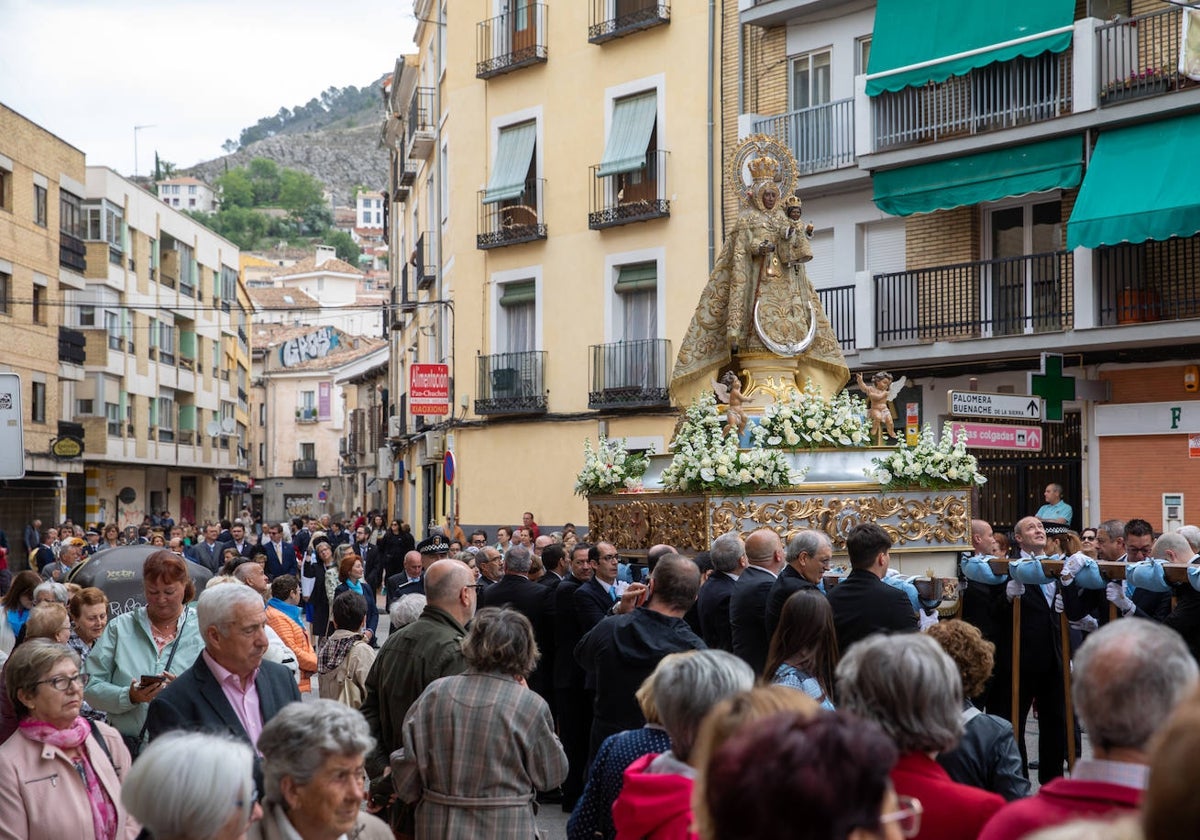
[{"left": 84, "top": 551, "right": 204, "bottom": 757}]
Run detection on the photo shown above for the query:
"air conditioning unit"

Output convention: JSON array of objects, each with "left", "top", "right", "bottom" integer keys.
[
  {"left": 388, "top": 415, "right": 404, "bottom": 437},
  {"left": 420, "top": 430, "right": 445, "bottom": 463},
  {"left": 377, "top": 447, "right": 394, "bottom": 475}
]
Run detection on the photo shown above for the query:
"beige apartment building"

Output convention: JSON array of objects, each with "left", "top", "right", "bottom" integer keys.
[
  {"left": 383, "top": 1, "right": 732, "bottom": 534},
  {"left": 0, "top": 105, "right": 88, "bottom": 533},
  {"left": 741, "top": 0, "right": 1200, "bottom": 532}
]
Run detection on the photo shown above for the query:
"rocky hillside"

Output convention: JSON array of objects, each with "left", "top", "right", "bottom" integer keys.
[{"left": 186, "top": 126, "right": 388, "bottom": 207}]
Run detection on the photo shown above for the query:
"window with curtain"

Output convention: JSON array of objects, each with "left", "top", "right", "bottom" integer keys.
[
  {"left": 613, "top": 262, "right": 658, "bottom": 389},
  {"left": 500, "top": 280, "right": 536, "bottom": 354}
]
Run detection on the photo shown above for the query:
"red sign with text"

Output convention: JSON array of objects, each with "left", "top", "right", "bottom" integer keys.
[
  {"left": 952, "top": 422, "right": 1043, "bottom": 451},
  {"left": 410, "top": 364, "right": 450, "bottom": 415}
]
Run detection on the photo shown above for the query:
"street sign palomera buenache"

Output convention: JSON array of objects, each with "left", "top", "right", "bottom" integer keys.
[{"left": 948, "top": 390, "right": 1043, "bottom": 421}]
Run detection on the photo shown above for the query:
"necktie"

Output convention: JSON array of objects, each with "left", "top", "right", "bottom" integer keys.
[{"left": 609, "top": 585, "right": 617, "bottom": 602}]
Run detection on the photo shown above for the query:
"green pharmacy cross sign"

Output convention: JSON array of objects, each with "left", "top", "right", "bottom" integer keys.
[{"left": 1028, "top": 353, "right": 1075, "bottom": 423}]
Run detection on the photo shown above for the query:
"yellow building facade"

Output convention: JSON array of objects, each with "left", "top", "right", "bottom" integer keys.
[{"left": 385, "top": 2, "right": 731, "bottom": 535}]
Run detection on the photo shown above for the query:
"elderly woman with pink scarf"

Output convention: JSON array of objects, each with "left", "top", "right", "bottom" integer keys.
[{"left": 0, "top": 639, "right": 138, "bottom": 839}]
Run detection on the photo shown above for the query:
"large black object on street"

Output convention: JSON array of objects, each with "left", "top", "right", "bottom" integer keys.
[{"left": 68, "top": 545, "right": 213, "bottom": 615}]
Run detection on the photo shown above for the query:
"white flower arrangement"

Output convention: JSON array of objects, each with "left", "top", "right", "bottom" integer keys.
[
  {"left": 575, "top": 436, "right": 652, "bottom": 496},
  {"left": 752, "top": 379, "right": 872, "bottom": 450},
  {"left": 661, "top": 392, "right": 798, "bottom": 493},
  {"left": 865, "top": 423, "right": 987, "bottom": 490}
]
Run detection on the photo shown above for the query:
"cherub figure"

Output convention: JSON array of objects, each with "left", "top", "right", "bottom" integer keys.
[
  {"left": 855, "top": 371, "right": 907, "bottom": 445},
  {"left": 713, "top": 371, "right": 750, "bottom": 439}
]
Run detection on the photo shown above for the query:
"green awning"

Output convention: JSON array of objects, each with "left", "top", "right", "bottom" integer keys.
[
  {"left": 499, "top": 280, "right": 535, "bottom": 307},
  {"left": 615, "top": 262, "right": 657, "bottom": 293},
  {"left": 483, "top": 121, "right": 536, "bottom": 205},
  {"left": 597, "top": 92, "right": 657, "bottom": 177},
  {"left": 873, "top": 135, "right": 1082, "bottom": 217},
  {"left": 1067, "top": 113, "right": 1200, "bottom": 249},
  {"left": 178, "top": 330, "right": 196, "bottom": 358},
  {"left": 866, "top": 0, "right": 1076, "bottom": 95},
  {"left": 177, "top": 404, "right": 197, "bottom": 431}
]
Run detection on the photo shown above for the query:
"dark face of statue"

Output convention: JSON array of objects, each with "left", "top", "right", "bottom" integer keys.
[{"left": 761, "top": 190, "right": 778, "bottom": 210}]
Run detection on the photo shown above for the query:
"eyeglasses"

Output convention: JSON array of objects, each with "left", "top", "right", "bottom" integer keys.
[
  {"left": 880, "top": 795, "right": 923, "bottom": 838},
  {"left": 35, "top": 673, "right": 91, "bottom": 692},
  {"left": 1126, "top": 545, "right": 1155, "bottom": 557},
  {"left": 1080, "top": 534, "right": 1097, "bottom": 542},
  {"left": 234, "top": 787, "right": 260, "bottom": 809},
  {"left": 600, "top": 553, "right": 619, "bottom": 561},
  {"left": 465, "top": 583, "right": 485, "bottom": 591}
]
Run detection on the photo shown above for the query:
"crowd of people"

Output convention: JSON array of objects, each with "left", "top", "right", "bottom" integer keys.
[{"left": 0, "top": 501, "right": 1198, "bottom": 840}]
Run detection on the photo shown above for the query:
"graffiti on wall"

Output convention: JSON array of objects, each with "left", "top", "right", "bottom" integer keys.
[{"left": 279, "top": 327, "right": 340, "bottom": 368}]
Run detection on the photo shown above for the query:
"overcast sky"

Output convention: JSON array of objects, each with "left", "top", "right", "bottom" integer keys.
[{"left": 0, "top": 0, "right": 417, "bottom": 176}]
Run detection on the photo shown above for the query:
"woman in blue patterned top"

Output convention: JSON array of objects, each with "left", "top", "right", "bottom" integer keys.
[{"left": 763, "top": 589, "right": 838, "bottom": 710}]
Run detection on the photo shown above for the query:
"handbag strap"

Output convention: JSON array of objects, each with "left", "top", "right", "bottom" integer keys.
[{"left": 134, "top": 608, "right": 188, "bottom": 747}]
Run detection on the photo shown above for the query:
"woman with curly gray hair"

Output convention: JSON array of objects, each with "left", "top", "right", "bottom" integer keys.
[
  {"left": 392, "top": 607, "right": 568, "bottom": 838},
  {"left": 250, "top": 699, "right": 391, "bottom": 840},
  {"left": 838, "top": 633, "right": 1005, "bottom": 840}
]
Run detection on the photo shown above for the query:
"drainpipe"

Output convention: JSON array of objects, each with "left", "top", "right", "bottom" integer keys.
[{"left": 708, "top": 0, "right": 717, "bottom": 269}]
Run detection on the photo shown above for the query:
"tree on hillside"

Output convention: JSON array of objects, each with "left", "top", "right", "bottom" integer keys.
[
  {"left": 216, "top": 169, "right": 254, "bottom": 208},
  {"left": 247, "top": 158, "right": 282, "bottom": 205},
  {"left": 278, "top": 169, "right": 325, "bottom": 215},
  {"left": 324, "top": 230, "right": 361, "bottom": 264}
]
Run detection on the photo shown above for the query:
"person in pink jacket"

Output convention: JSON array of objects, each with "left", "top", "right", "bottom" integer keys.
[{"left": 0, "top": 640, "right": 138, "bottom": 840}]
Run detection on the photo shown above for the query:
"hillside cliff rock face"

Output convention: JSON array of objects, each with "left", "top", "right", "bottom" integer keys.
[{"left": 185, "top": 124, "right": 388, "bottom": 206}]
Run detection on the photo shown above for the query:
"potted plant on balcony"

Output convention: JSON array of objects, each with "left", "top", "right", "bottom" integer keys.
[{"left": 1100, "top": 67, "right": 1174, "bottom": 103}]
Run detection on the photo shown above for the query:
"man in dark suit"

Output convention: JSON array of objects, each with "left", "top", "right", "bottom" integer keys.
[
  {"left": 554, "top": 543, "right": 594, "bottom": 811},
  {"left": 574, "top": 542, "right": 621, "bottom": 635},
  {"left": 146, "top": 583, "right": 301, "bottom": 748},
  {"left": 260, "top": 522, "right": 298, "bottom": 580},
  {"left": 480, "top": 544, "right": 556, "bottom": 704},
  {"left": 539, "top": 543, "right": 567, "bottom": 589},
  {"left": 386, "top": 551, "right": 426, "bottom": 611},
  {"left": 291, "top": 517, "right": 311, "bottom": 559},
  {"left": 826, "top": 522, "right": 918, "bottom": 657},
  {"left": 730, "top": 528, "right": 786, "bottom": 675},
  {"left": 192, "top": 522, "right": 225, "bottom": 573},
  {"left": 697, "top": 533, "right": 746, "bottom": 652},
  {"left": 219, "top": 520, "right": 254, "bottom": 559},
  {"left": 765, "top": 529, "right": 832, "bottom": 641}
]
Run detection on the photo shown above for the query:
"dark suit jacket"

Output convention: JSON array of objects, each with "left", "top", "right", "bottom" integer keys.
[
  {"left": 764, "top": 565, "right": 822, "bottom": 643},
  {"left": 145, "top": 654, "right": 300, "bottom": 746},
  {"left": 219, "top": 540, "right": 255, "bottom": 561},
  {"left": 696, "top": 573, "right": 736, "bottom": 652},
  {"left": 480, "top": 574, "right": 556, "bottom": 699},
  {"left": 385, "top": 573, "right": 425, "bottom": 610},
  {"left": 539, "top": 570, "right": 564, "bottom": 590},
  {"left": 730, "top": 565, "right": 777, "bottom": 675},
  {"left": 261, "top": 540, "right": 298, "bottom": 580},
  {"left": 554, "top": 574, "right": 587, "bottom": 691},
  {"left": 574, "top": 577, "right": 617, "bottom": 637},
  {"left": 192, "top": 541, "right": 224, "bottom": 573},
  {"left": 826, "top": 568, "right": 918, "bottom": 655}
]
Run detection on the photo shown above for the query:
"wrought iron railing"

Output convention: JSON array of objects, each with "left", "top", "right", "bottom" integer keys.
[
  {"left": 588, "top": 339, "right": 672, "bottom": 408},
  {"left": 59, "top": 232, "right": 86, "bottom": 273},
  {"left": 754, "top": 99, "right": 855, "bottom": 175},
  {"left": 874, "top": 251, "right": 1072, "bottom": 346},
  {"left": 296, "top": 407, "right": 318, "bottom": 423},
  {"left": 1096, "top": 7, "right": 1186, "bottom": 107},
  {"left": 589, "top": 151, "right": 670, "bottom": 230},
  {"left": 476, "top": 350, "right": 547, "bottom": 414},
  {"left": 1094, "top": 235, "right": 1200, "bottom": 325},
  {"left": 477, "top": 4, "right": 548, "bottom": 79},
  {"left": 872, "top": 51, "right": 1072, "bottom": 151},
  {"left": 406, "top": 87, "right": 436, "bottom": 158},
  {"left": 478, "top": 180, "right": 548, "bottom": 249},
  {"left": 815, "top": 285, "right": 857, "bottom": 352},
  {"left": 589, "top": 0, "right": 669, "bottom": 44},
  {"left": 414, "top": 232, "right": 438, "bottom": 288},
  {"left": 58, "top": 327, "right": 86, "bottom": 364},
  {"left": 293, "top": 458, "right": 318, "bottom": 478}
]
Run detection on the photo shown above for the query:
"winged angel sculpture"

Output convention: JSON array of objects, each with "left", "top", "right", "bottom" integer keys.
[{"left": 855, "top": 371, "right": 907, "bottom": 445}]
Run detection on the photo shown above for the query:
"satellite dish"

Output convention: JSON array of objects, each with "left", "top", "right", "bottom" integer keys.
[
  {"left": 205, "top": 420, "right": 222, "bottom": 438},
  {"left": 117, "top": 486, "right": 137, "bottom": 504},
  {"left": 220, "top": 417, "right": 237, "bottom": 435}
]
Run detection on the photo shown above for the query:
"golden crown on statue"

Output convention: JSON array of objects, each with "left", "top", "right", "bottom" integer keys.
[{"left": 747, "top": 153, "right": 778, "bottom": 182}]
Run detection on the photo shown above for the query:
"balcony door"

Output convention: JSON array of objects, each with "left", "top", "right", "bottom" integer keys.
[
  {"left": 507, "top": 0, "right": 535, "bottom": 54},
  {"left": 790, "top": 50, "right": 833, "bottom": 169},
  {"left": 984, "top": 200, "right": 1062, "bottom": 336},
  {"left": 611, "top": 263, "right": 659, "bottom": 390}
]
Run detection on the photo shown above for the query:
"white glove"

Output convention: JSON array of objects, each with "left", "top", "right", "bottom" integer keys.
[
  {"left": 918, "top": 609, "right": 940, "bottom": 631},
  {"left": 1106, "top": 581, "right": 1134, "bottom": 615},
  {"left": 1061, "top": 553, "right": 1086, "bottom": 585},
  {"left": 1053, "top": 593, "right": 1064, "bottom": 614},
  {"left": 1069, "top": 615, "right": 1099, "bottom": 633},
  {"left": 1006, "top": 580, "right": 1025, "bottom": 601}
]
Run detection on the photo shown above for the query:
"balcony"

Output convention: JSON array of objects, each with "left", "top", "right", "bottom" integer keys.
[
  {"left": 874, "top": 251, "right": 1073, "bottom": 347},
  {"left": 477, "top": 3, "right": 548, "bottom": 79},
  {"left": 589, "top": 151, "right": 670, "bottom": 230},
  {"left": 398, "top": 160, "right": 417, "bottom": 187},
  {"left": 476, "top": 350, "right": 547, "bottom": 415},
  {"left": 478, "top": 179, "right": 547, "bottom": 249},
  {"left": 588, "top": 339, "right": 671, "bottom": 409},
  {"left": 58, "top": 327, "right": 86, "bottom": 365},
  {"left": 293, "top": 458, "right": 318, "bottom": 478},
  {"left": 296, "top": 407, "right": 318, "bottom": 424},
  {"left": 59, "top": 232, "right": 86, "bottom": 273},
  {"left": 1097, "top": 7, "right": 1190, "bottom": 108},
  {"left": 413, "top": 232, "right": 438, "bottom": 289},
  {"left": 1095, "top": 235, "right": 1200, "bottom": 326},
  {"left": 406, "top": 87, "right": 436, "bottom": 160},
  {"left": 589, "top": 0, "right": 669, "bottom": 44},
  {"left": 754, "top": 99, "right": 855, "bottom": 176},
  {"left": 816, "top": 285, "right": 857, "bottom": 353},
  {"left": 872, "top": 51, "right": 1072, "bottom": 153}
]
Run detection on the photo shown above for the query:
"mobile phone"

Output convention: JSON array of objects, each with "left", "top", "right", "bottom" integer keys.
[{"left": 139, "top": 675, "right": 164, "bottom": 688}]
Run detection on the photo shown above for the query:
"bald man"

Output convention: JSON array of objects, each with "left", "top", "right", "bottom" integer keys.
[{"left": 730, "top": 528, "right": 786, "bottom": 675}]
